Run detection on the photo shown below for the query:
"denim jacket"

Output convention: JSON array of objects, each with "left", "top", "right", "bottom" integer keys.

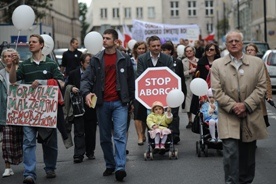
[{"left": 0, "top": 68, "right": 8, "bottom": 125}]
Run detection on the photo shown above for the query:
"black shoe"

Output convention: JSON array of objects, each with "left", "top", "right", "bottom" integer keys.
[
  {"left": 115, "top": 170, "right": 127, "bottom": 181},
  {"left": 126, "top": 150, "right": 129, "bottom": 155},
  {"left": 23, "top": 176, "right": 35, "bottom": 184},
  {"left": 186, "top": 122, "right": 192, "bottom": 129},
  {"left": 74, "top": 157, "right": 83, "bottom": 163},
  {"left": 103, "top": 168, "right": 115, "bottom": 176},
  {"left": 87, "top": 154, "right": 95, "bottom": 160},
  {"left": 46, "top": 170, "right": 56, "bottom": 178},
  {"left": 173, "top": 135, "right": 180, "bottom": 144}
]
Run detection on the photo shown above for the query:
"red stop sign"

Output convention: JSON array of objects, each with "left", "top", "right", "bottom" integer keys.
[{"left": 135, "top": 67, "right": 181, "bottom": 109}]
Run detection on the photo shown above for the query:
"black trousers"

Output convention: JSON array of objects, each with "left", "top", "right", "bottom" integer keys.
[
  {"left": 222, "top": 138, "right": 256, "bottom": 184},
  {"left": 68, "top": 116, "right": 86, "bottom": 159},
  {"left": 170, "top": 107, "right": 180, "bottom": 136},
  {"left": 84, "top": 117, "right": 97, "bottom": 157}
]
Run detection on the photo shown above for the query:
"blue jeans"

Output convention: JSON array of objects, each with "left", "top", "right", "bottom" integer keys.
[
  {"left": 96, "top": 101, "right": 128, "bottom": 171},
  {"left": 23, "top": 127, "right": 58, "bottom": 180}
]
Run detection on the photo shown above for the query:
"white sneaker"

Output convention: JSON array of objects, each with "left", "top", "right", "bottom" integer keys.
[
  {"left": 2, "top": 168, "right": 14, "bottom": 177},
  {"left": 217, "top": 138, "right": 222, "bottom": 143},
  {"left": 210, "top": 138, "right": 216, "bottom": 143}
]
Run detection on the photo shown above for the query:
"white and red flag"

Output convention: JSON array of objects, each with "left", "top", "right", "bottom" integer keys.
[{"left": 123, "top": 24, "right": 132, "bottom": 48}]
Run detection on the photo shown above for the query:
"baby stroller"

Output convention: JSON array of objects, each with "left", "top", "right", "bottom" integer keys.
[
  {"left": 144, "top": 126, "right": 178, "bottom": 160},
  {"left": 192, "top": 97, "right": 222, "bottom": 157}
]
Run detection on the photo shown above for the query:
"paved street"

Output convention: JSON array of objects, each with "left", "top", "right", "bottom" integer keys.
[{"left": 1, "top": 101, "right": 276, "bottom": 184}]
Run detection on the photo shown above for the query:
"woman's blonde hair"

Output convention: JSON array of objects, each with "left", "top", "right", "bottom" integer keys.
[{"left": 1, "top": 48, "right": 20, "bottom": 65}]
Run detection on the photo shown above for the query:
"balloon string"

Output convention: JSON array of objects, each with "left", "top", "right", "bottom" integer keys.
[{"left": 15, "top": 30, "right": 21, "bottom": 51}]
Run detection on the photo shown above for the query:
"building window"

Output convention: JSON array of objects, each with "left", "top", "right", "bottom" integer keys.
[
  {"left": 205, "top": 0, "right": 214, "bottom": 16},
  {"left": 188, "top": 1, "right": 197, "bottom": 16},
  {"left": 207, "top": 23, "right": 213, "bottom": 33},
  {"left": 170, "top": 1, "right": 179, "bottom": 17},
  {"left": 136, "top": 7, "right": 143, "bottom": 18},
  {"left": 124, "top": 7, "right": 131, "bottom": 19},
  {"left": 113, "top": 8, "right": 120, "bottom": 19},
  {"left": 148, "top": 7, "right": 155, "bottom": 18},
  {"left": 100, "top": 8, "right": 107, "bottom": 19}
]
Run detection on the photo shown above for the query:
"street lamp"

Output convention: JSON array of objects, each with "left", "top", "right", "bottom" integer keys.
[{"left": 263, "top": 0, "right": 267, "bottom": 42}]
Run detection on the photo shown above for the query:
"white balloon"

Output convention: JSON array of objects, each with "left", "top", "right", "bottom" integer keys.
[
  {"left": 190, "top": 78, "right": 209, "bottom": 96},
  {"left": 41, "top": 34, "right": 54, "bottom": 55},
  {"left": 166, "top": 89, "right": 185, "bottom": 108},
  {"left": 177, "top": 45, "right": 185, "bottom": 57},
  {"left": 127, "top": 39, "right": 137, "bottom": 50},
  {"left": 84, "top": 31, "right": 103, "bottom": 55},
  {"left": 12, "top": 5, "right": 35, "bottom": 31}
]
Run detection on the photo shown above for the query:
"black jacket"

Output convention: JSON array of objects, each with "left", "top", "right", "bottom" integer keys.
[
  {"left": 80, "top": 49, "right": 135, "bottom": 105},
  {"left": 137, "top": 52, "right": 174, "bottom": 77}
]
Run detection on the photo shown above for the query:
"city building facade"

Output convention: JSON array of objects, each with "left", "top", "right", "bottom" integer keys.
[
  {"left": 0, "top": 0, "right": 81, "bottom": 48},
  {"left": 87, "top": 0, "right": 228, "bottom": 44}
]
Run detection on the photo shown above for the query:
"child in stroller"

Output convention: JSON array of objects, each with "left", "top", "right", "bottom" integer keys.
[
  {"left": 194, "top": 88, "right": 222, "bottom": 157},
  {"left": 200, "top": 88, "right": 221, "bottom": 143},
  {"left": 147, "top": 101, "right": 172, "bottom": 149},
  {"left": 144, "top": 101, "right": 178, "bottom": 160}
]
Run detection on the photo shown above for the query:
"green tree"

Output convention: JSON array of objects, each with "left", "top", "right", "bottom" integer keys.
[
  {"left": 216, "top": 18, "right": 229, "bottom": 37},
  {"left": 79, "top": 2, "right": 89, "bottom": 46},
  {"left": 0, "top": 0, "right": 52, "bottom": 23}
]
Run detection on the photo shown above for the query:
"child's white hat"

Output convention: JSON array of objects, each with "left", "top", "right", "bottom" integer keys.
[{"left": 207, "top": 88, "right": 213, "bottom": 97}]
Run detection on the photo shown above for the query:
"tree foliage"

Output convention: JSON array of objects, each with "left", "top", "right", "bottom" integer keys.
[
  {"left": 216, "top": 18, "right": 229, "bottom": 36},
  {"left": 79, "top": 2, "right": 89, "bottom": 46},
  {"left": 0, "top": 0, "right": 52, "bottom": 23}
]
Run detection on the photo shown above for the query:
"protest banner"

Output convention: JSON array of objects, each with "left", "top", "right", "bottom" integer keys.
[
  {"left": 6, "top": 84, "right": 58, "bottom": 128},
  {"left": 132, "top": 19, "right": 200, "bottom": 44}
]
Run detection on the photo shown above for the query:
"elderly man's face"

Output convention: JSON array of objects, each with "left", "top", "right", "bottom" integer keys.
[{"left": 226, "top": 32, "right": 243, "bottom": 55}]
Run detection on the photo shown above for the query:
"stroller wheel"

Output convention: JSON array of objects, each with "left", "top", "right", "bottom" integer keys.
[
  {"left": 204, "top": 144, "right": 208, "bottom": 157},
  {"left": 174, "top": 149, "right": 178, "bottom": 159},
  {"left": 168, "top": 151, "right": 172, "bottom": 159},
  {"left": 196, "top": 141, "right": 201, "bottom": 157},
  {"left": 144, "top": 153, "right": 148, "bottom": 161},
  {"left": 196, "top": 141, "right": 199, "bottom": 154},
  {"left": 149, "top": 152, "right": 153, "bottom": 160}
]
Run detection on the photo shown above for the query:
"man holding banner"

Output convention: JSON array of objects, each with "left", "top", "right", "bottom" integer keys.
[{"left": 9, "top": 34, "right": 64, "bottom": 184}]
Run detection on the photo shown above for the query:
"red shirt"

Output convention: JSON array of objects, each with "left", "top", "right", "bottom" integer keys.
[{"left": 104, "top": 52, "right": 119, "bottom": 101}]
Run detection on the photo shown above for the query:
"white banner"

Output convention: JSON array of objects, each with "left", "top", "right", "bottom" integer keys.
[
  {"left": 132, "top": 19, "right": 200, "bottom": 44},
  {"left": 6, "top": 84, "right": 58, "bottom": 128}
]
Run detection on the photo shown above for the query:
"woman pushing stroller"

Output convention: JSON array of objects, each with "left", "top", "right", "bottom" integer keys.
[{"left": 147, "top": 101, "right": 173, "bottom": 149}]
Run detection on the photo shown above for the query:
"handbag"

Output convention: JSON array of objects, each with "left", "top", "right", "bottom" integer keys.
[
  {"left": 70, "top": 92, "right": 85, "bottom": 117},
  {"left": 191, "top": 112, "right": 200, "bottom": 134}
]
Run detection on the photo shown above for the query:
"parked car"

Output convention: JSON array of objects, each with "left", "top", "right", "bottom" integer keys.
[
  {"left": 262, "top": 50, "right": 276, "bottom": 91},
  {"left": 243, "top": 41, "right": 270, "bottom": 58}
]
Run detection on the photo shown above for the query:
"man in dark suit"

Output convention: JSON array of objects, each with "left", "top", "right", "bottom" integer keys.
[
  {"left": 67, "top": 53, "right": 97, "bottom": 163},
  {"left": 137, "top": 36, "right": 174, "bottom": 77},
  {"left": 161, "top": 42, "right": 186, "bottom": 144}
]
